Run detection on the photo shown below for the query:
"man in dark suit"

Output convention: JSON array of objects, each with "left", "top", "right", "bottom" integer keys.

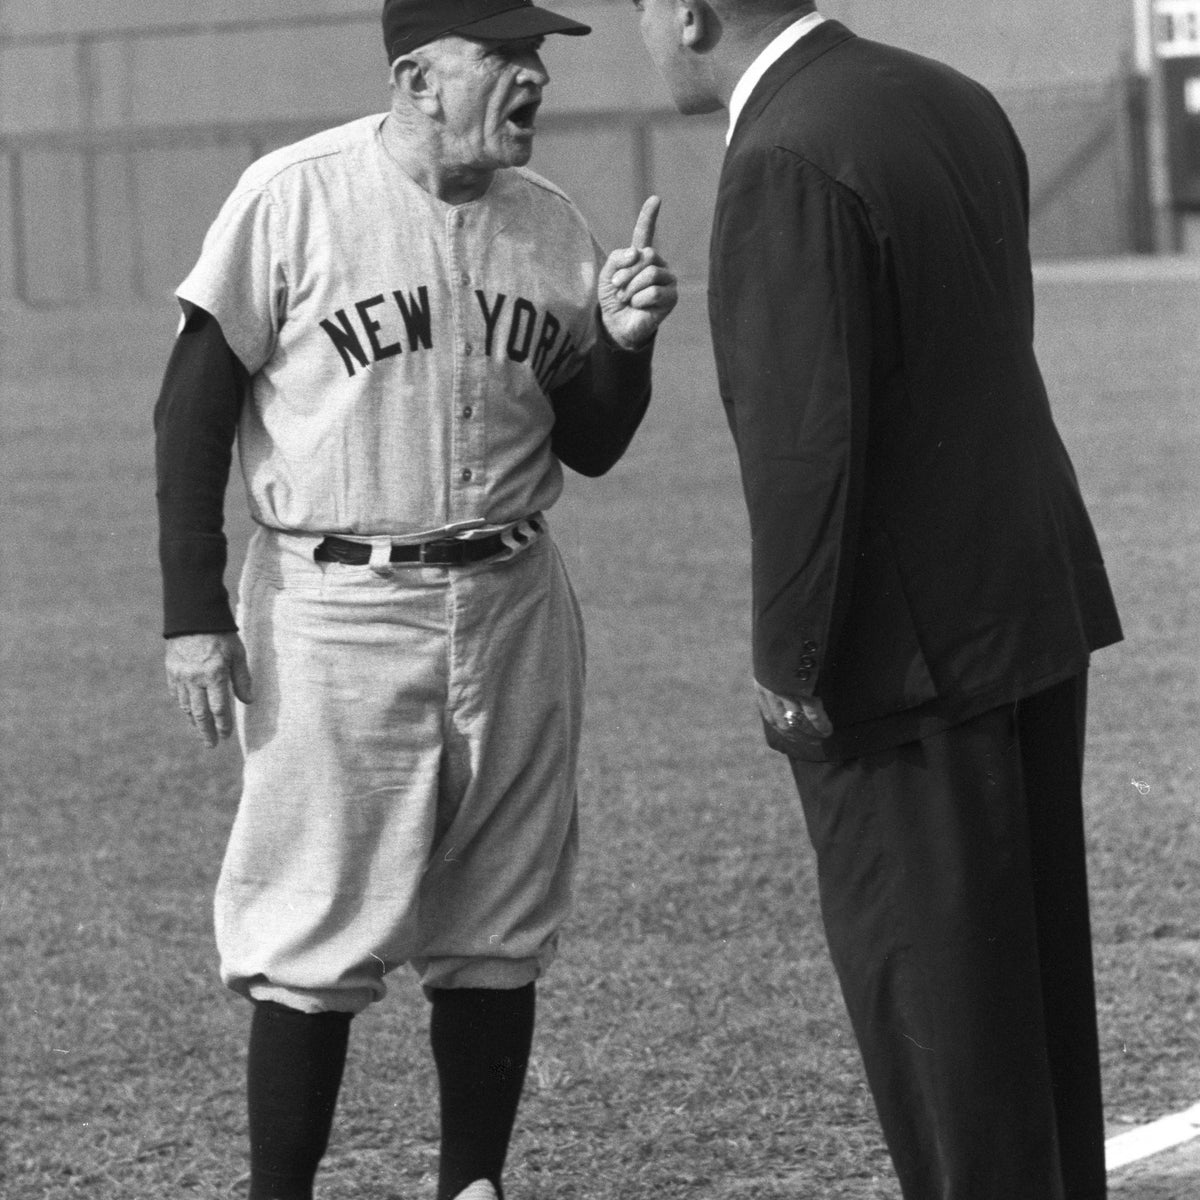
[{"left": 633, "top": 2, "right": 1122, "bottom": 1197}]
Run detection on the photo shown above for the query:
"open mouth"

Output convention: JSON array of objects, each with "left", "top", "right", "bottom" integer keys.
[{"left": 506, "top": 100, "right": 540, "bottom": 132}]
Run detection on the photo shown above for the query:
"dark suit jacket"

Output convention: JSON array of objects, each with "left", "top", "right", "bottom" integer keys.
[{"left": 708, "top": 21, "right": 1122, "bottom": 761}]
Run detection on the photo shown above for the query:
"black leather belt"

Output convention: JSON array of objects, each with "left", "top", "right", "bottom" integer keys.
[{"left": 314, "top": 523, "right": 537, "bottom": 567}]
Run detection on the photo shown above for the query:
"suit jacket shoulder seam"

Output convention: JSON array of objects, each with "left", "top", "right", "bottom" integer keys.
[{"left": 764, "top": 143, "right": 880, "bottom": 241}]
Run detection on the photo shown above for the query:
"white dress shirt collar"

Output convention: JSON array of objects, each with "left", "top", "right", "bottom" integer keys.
[{"left": 727, "top": 10, "right": 827, "bottom": 144}]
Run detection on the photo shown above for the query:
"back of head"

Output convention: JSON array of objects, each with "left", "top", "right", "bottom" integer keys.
[
  {"left": 713, "top": 0, "right": 815, "bottom": 18},
  {"left": 707, "top": 0, "right": 819, "bottom": 52}
]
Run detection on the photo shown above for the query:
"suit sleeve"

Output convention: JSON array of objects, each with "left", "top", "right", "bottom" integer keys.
[
  {"left": 153, "top": 304, "right": 247, "bottom": 637},
  {"left": 548, "top": 315, "right": 654, "bottom": 477},
  {"left": 717, "top": 147, "right": 875, "bottom": 700}
]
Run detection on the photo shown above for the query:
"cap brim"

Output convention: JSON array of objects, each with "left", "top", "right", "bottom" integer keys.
[{"left": 456, "top": 6, "right": 591, "bottom": 41}]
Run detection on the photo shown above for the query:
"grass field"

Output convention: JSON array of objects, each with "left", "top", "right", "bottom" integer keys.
[{"left": 2, "top": 263, "right": 1198, "bottom": 1199}]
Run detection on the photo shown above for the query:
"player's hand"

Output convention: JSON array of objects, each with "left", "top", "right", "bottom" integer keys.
[
  {"left": 754, "top": 677, "right": 833, "bottom": 739},
  {"left": 165, "top": 632, "right": 254, "bottom": 749},
  {"left": 598, "top": 196, "right": 678, "bottom": 351}
]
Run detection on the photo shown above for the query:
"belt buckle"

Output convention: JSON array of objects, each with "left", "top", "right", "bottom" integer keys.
[{"left": 418, "top": 538, "right": 458, "bottom": 566}]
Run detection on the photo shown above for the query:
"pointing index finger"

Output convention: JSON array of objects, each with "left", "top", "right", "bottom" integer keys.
[{"left": 631, "top": 195, "right": 661, "bottom": 251}]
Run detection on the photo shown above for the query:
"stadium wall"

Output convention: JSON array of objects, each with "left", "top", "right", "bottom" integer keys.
[{"left": 0, "top": 0, "right": 1148, "bottom": 309}]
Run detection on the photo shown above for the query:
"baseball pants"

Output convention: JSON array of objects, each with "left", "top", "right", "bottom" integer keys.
[
  {"left": 790, "top": 673, "right": 1106, "bottom": 1200},
  {"left": 216, "top": 523, "right": 585, "bottom": 1014}
]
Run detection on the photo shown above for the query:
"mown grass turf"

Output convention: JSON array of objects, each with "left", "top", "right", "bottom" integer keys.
[{"left": 1, "top": 266, "right": 1197, "bottom": 1198}]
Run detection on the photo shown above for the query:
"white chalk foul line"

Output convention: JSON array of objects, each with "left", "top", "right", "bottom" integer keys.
[{"left": 1105, "top": 1103, "right": 1200, "bottom": 1171}]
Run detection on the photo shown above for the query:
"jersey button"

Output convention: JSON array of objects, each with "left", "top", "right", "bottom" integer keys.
[
  {"left": 461, "top": 468, "right": 473, "bottom": 482},
  {"left": 462, "top": 406, "right": 474, "bottom": 419}
]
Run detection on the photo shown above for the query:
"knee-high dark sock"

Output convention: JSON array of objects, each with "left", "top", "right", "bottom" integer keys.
[
  {"left": 246, "top": 1000, "right": 353, "bottom": 1200},
  {"left": 429, "top": 983, "right": 536, "bottom": 1200}
]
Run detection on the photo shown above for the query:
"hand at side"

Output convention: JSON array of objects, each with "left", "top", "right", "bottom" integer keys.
[
  {"left": 754, "top": 677, "right": 833, "bottom": 739},
  {"left": 165, "top": 632, "right": 253, "bottom": 749}
]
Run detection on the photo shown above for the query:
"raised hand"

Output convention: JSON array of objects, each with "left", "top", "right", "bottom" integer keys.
[{"left": 598, "top": 196, "right": 678, "bottom": 350}]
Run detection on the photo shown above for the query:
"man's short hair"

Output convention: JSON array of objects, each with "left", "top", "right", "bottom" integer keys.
[{"left": 714, "top": 0, "right": 816, "bottom": 17}]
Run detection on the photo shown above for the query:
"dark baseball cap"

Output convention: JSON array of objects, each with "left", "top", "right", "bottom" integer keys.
[{"left": 383, "top": 0, "right": 591, "bottom": 62}]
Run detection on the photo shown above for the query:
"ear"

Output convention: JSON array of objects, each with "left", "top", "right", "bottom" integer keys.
[
  {"left": 679, "top": 0, "right": 720, "bottom": 52},
  {"left": 390, "top": 51, "right": 441, "bottom": 116}
]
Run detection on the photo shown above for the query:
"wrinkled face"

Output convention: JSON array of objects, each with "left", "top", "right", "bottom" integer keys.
[
  {"left": 432, "top": 35, "right": 550, "bottom": 170},
  {"left": 633, "top": 0, "right": 721, "bottom": 115}
]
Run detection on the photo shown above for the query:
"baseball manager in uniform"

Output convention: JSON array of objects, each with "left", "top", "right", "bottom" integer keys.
[{"left": 153, "top": 3, "right": 677, "bottom": 1198}]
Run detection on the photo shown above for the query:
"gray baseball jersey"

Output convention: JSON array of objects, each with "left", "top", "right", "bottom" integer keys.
[{"left": 178, "top": 113, "right": 602, "bottom": 540}]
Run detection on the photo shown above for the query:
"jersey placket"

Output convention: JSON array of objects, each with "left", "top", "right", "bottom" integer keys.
[{"left": 446, "top": 208, "right": 486, "bottom": 527}]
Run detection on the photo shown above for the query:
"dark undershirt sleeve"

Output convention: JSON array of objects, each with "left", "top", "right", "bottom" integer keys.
[
  {"left": 549, "top": 317, "right": 654, "bottom": 477},
  {"left": 153, "top": 304, "right": 247, "bottom": 638}
]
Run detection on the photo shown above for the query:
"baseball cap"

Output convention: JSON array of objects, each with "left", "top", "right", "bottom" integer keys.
[{"left": 383, "top": 0, "right": 591, "bottom": 62}]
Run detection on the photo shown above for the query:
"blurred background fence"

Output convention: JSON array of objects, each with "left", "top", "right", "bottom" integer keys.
[{"left": 0, "top": 0, "right": 1175, "bottom": 310}]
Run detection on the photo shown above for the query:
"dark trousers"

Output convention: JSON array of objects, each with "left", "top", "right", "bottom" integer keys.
[{"left": 790, "top": 674, "right": 1106, "bottom": 1200}]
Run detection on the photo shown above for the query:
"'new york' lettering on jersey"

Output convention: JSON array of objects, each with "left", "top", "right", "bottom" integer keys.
[
  {"left": 317, "top": 285, "right": 579, "bottom": 395},
  {"left": 177, "top": 114, "right": 601, "bottom": 539}
]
